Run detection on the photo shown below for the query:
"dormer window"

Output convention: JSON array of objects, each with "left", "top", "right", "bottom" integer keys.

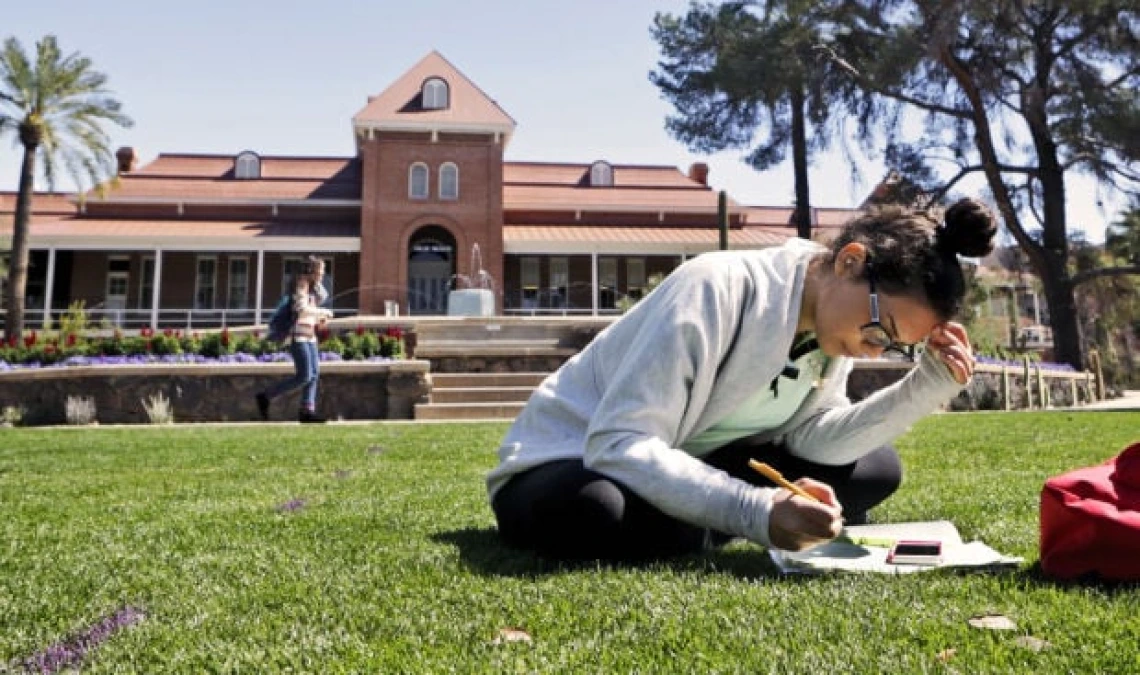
[
  {"left": 589, "top": 160, "right": 613, "bottom": 187},
  {"left": 439, "top": 162, "right": 459, "bottom": 200},
  {"left": 409, "top": 162, "right": 429, "bottom": 199},
  {"left": 422, "top": 77, "right": 450, "bottom": 110},
  {"left": 234, "top": 151, "right": 261, "bottom": 179}
]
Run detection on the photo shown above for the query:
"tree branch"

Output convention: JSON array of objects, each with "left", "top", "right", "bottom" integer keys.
[
  {"left": 815, "top": 44, "right": 973, "bottom": 119},
  {"left": 1071, "top": 265, "right": 1140, "bottom": 287}
]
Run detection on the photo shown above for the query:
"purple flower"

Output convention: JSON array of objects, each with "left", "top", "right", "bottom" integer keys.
[
  {"left": 277, "top": 498, "right": 307, "bottom": 513},
  {"left": 20, "top": 606, "right": 145, "bottom": 674}
]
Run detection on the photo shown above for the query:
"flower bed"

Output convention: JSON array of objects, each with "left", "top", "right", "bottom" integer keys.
[{"left": 0, "top": 325, "right": 406, "bottom": 369}]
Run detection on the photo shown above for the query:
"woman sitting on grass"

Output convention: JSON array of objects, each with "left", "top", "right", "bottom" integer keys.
[{"left": 487, "top": 198, "right": 997, "bottom": 561}]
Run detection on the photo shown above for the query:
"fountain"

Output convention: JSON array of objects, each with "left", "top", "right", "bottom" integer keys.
[{"left": 447, "top": 243, "right": 496, "bottom": 317}]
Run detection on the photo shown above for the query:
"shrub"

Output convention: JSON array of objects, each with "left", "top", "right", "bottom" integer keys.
[
  {"left": 141, "top": 392, "right": 174, "bottom": 424},
  {"left": 1, "top": 404, "right": 26, "bottom": 427},
  {"left": 65, "top": 395, "right": 97, "bottom": 425}
]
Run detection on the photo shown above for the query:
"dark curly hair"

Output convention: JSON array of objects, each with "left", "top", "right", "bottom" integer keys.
[{"left": 827, "top": 197, "right": 998, "bottom": 320}]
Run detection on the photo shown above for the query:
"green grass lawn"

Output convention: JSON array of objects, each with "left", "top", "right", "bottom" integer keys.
[{"left": 1, "top": 412, "right": 1137, "bottom": 673}]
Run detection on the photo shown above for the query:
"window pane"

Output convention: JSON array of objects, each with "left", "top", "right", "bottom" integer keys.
[
  {"left": 228, "top": 259, "right": 249, "bottom": 309},
  {"left": 440, "top": 164, "right": 458, "bottom": 199},
  {"left": 196, "top": 258, "right": 216, "bottom": 309},
  {"left": 410, "top": 164, "right": 428, "bottom": 199}
]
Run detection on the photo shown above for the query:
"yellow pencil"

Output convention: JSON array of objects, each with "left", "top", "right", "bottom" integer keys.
[{"left": 748, "top": 459, "right": 822, "bottom": 503}]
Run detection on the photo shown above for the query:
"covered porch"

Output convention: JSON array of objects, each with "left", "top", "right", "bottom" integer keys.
[{"left": 20, "top": 218, "right": 361, "bottom": 330}]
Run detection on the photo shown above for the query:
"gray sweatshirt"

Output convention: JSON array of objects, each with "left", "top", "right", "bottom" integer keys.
[{"left": 487, "top": 239, "right": 964, "bottom": 548}]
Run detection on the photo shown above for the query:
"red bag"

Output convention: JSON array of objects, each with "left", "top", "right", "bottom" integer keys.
[{"left": 1040, "top": 442, "right": 1140, "bottom": 581}]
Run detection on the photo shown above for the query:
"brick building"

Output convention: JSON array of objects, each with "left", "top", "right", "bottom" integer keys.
[{"left": 1, "top": 52, "right": 857, "bottom": 329}]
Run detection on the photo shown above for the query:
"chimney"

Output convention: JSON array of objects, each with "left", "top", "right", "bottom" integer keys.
[
  {"left": 116, "top": 146, "right": 137, "bottom": 174},
  {"left": 688, "top": 162, "right": 709, "bottom": 186}
]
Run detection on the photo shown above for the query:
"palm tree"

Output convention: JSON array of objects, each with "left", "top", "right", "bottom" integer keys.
[{"left": 0, "top": 35, "right": 132, "bottom": 341}]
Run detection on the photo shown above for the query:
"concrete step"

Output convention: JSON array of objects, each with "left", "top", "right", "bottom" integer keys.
[
  {"left": 431, "top": 372, "right": 549, "bottom": 388},
  {"left": 414, "top": 401, "right": 526, "bottom": 420},
  {"left": 415, "top": 343, "right": 578, "bottom": 358},
  {"left": 431, "top": 386, "right": 535, "bottom": 404}
]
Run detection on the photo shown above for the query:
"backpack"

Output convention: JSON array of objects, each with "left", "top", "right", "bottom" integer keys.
[
  {"left": 265, "top": 294, "right": 296, "bottom": 342},
  {"left": 1040, "top": 442, "right": 1140, "bottom": 581}
]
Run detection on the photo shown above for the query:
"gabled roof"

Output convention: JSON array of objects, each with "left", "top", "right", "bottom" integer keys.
[{"left": 352, "top": 51, "right": 516, "bottom": 141}]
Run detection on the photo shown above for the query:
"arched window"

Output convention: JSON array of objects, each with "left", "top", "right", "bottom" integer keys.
[
  {"left": 589, "top": 160, "right": 613, "bottom": 187},
  {"left": 422, "top": 78, "right": 450, "bottom": 110},
  {"left": 234, "top": 151, "right": 261, "bottom": 179},
  {"left": 439, "top": 162, "right": 459, "bottom": 200},
  {"left": 409, "top": 163, "right": 429, "bottom": 199}
]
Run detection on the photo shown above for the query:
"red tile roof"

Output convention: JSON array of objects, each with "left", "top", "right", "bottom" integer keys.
[
  {"left": 0, "top": 192, "right": 76, "bottom": 217},
  {"left": 85, "top": 154, "right": 362, "bottom": 202},
  {"left": 504, "top": 162, "right": 700, "bottom": 189},
  {"left": 504, "top": 225, "right": 789, "bottom": 248},
  {"left": 3, "top": 217, "right": 358, "bottom": 241},
  {"left": 504, "top": 183, "right": 738, "bottom": 212},
  {"left": 353, "top": 51, "right": 516, "bottom": 134}
]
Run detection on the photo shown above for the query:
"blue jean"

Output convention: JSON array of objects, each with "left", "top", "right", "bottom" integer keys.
[{"left": 263, "top": 340, "right": 320, "bottom": 410}]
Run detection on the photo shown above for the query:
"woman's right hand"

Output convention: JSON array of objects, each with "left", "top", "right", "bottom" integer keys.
[{"left": 767, "top": 478, "right": 844, "bottom": 551}]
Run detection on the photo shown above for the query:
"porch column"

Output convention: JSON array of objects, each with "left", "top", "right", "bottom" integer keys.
[
  {"left": 42, "top": 247, "right": 56, "bottom": 328},
  {"left": 590, "top": 252, "right": 599, "bottom": 317},
  {"left": 150, "top": 249, "right": 163, "bottom": 328},
  {"left": 255, "top": 249, "right": 265, "bottom": 324}
]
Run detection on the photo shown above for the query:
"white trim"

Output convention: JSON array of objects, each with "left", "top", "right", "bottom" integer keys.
[
  {"left": 353, "top": 120, "right": 515, "bottom": 137},
  {"left": 505, "top": 239, "right": 717, "bottom": 257},
  {"left": 590, "top": 253, "right": 599, "bottom": 317},
  {"left": 506, "top": 201, "right": 735, "bottom": 214},
  {"left": 255, "top": 250, "right": 265, "bottom": 324},
  {"left": 42, "top": 248, "right": 56, "bottom": 328},
  {"left": 75, "top": 196, "right": 362, "bottom": 207},
  {"left": 28, "top": 237, "right": 361, "bottom": 252},
  {"left": 150, "top": 250, "right": 163, "bottom": 328}
]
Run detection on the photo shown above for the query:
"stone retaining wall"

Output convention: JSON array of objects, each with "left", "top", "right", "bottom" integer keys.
[{"left": 1, "top": 361, "right": 431, "bottom": 425}]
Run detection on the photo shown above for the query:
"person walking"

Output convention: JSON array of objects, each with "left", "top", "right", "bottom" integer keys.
[{"left": 256, "top": 256, "right": 333, "bottom": 423}]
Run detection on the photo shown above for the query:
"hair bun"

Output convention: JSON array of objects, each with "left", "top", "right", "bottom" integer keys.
[{"left": 939, "top": 198, "right": 997, "bottom": 258}]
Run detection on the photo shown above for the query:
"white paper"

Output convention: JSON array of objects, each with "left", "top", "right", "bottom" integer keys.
[{"left": 768, "top": 520, "right": 1023, "bottom": 574}]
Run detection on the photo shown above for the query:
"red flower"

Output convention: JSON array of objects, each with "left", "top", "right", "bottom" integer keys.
[
  {"left": 355, "top": 325, "right": 365, "bottom": 336},
  {"left": 220, "top": 328, "right": 231, "bottom": 346},
  {"left": 66, "top": 333, "right": 77, "bottom": 347},
  {"left": 163, "top": 328, "right": 174, "bottom": 337}
]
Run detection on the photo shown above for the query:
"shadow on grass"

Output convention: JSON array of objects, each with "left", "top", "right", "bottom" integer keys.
[
  {"left": 1017, "top": 561, "right": 1140, "bottom": 593},
  {"left": 435, "top": 529, "right": 1140, "bottom": 590},
  {"left": 432, "top": 527, "right": 809, "bottom": 581}
]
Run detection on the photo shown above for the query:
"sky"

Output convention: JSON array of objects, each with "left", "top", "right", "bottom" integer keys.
[{"left": 2, "top": 0, "right": 1124, "bottom": 242}]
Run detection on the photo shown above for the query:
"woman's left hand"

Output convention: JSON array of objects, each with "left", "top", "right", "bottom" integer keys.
[{"left": 927, "top": 322, "right": 975, "bottom": 385}]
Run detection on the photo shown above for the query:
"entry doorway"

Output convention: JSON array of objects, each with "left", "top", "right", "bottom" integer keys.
[{"left": 407, "top": 226, "right": 456, "bottom": 315}]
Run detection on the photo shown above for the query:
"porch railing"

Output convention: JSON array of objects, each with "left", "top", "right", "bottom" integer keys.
[{"left": 19, "top": 307, "right": 358, "bottom": 332}]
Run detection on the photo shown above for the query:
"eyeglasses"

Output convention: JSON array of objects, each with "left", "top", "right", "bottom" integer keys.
[{"left": 860, "top": 262, "right": 917, "bottom": 361}]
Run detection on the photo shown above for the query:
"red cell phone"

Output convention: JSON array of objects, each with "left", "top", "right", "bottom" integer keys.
[{"left": 887, "top": 540, "right": 943, "bottom": 565}]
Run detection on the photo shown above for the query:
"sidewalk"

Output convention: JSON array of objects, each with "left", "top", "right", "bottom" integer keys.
[{"left": 1078, "top": 390, "right": 1140, "bottom": 411}]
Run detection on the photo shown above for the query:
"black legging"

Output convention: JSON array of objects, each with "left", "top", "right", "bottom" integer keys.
[{"left": 491, "top": 439, "right": 902, "bottom": 561}]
